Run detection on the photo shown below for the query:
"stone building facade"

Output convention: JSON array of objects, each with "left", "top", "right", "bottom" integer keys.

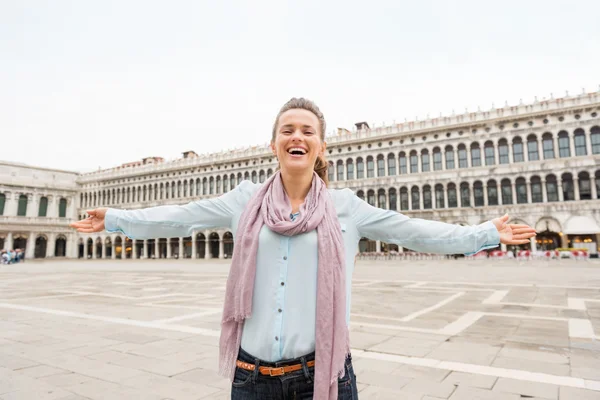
[{"left": 2, "top": 90, "right": 599, "bottom": 259}]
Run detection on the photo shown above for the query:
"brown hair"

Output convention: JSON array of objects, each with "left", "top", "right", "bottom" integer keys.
[{"left": 271, "top": 97, "right": 329, "bottom": 185}]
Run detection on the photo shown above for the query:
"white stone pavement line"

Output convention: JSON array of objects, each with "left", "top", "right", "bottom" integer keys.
[
  {"left": 1, "top": 301, "right": 599, "bottom": 391},
  {"left": 483, "top": 289, "right": 595, "bottom": 311},
  {"left": 360, "top": 279, "right": 600, "bottom": 291},
  {"left": 151, "top": 309, "right": 222, "bottom": 324},
  {"left": 350, "top": 349, "right": 600, "bottom": 392},
  {"left": 0, "top": 294, "right": 85, "bottom": 302},
  {"left": 0, "top": 303, "right": 220, "bottom": 337},
  {"left": 352, "top": 292, "right": 465, "bottom": 323},
  {"left": 50, "top": 290, "right": 208, "bottom": 301}
]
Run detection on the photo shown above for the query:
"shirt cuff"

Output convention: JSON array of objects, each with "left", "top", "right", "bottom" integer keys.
[
  {"left": 465, "top": 220, "right": 501, "bottom": 256},
  {"left": 104, "top": 208, "right": 123, "bottom": 233}
]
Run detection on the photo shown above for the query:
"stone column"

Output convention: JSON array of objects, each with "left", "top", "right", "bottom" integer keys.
[
  {"left": 205, "top": 237, "right": 211, "bottom": 259},
  {"left": 6, "top": 193, "right": 18, "bottom": 216},
  {"left": 560, "top": 234, "right": 568, "bottom": 248},
  {"left": 83, "top": 239, "right": 88, "bottom": 259},
  {"left": 155, "top": 240, "right": 160, "bottom": 259},
  {"left": 375, "top": 240, "right": 381, "bottom": 253},
  {"left": 469, "top": 185, "right": 475, "bottom": 207},
  {"left": 179, "top": 237, "right": 184, "bottom": 259},
  {"left": 530, "top": 237, "right": 537, "bottom": 252},
  {"left": 219, "top": 238, "right": 224, "bottom": 259},
  {"left": 47, "top": 196, "right": 57, "bottom": 218},
  {"left": 92, "top": 240, "right": 97, "bottom": 259},
  {"left": 26, "top": 234, "right": 35, "bottom": 259},
  {"left": 46, "top": 233, "right": 55, "bottom": 258},
  {"left": 191, "top": 233, "right": 197, "bottom": 259},
  {"left": 557, "top": 183, "right": 564, "bottom": 202},
  {"left": 591, "top": 177, "right": 598, "bottom": 200},
  {"left": 526, "top": 182, "right": 532, "bottom": 204},
  {"left": 419, "top": 188, "right": 424, "bottom": 210},
  {"left": 511, "top": 183, "right": 517, "bottom": 205},
  {"left": 500, "top": 243, "right": 507, "bottom": 252},
  {"left": 102, "top": 239, "right": 106, "bottom": 259},
  {"left": 167, "top": 241, "right": 172, "bottom": 259},
  {"left": 111, "top": 237, "right": 117, "bottom": 259},
  {"left": 573, "top": 178, "right": 580, "bottom": 201},
  {"left": 553, "top": 136, "right": 559, "bottom": 158},
  {"left": 3, "top": 232, "right": 12, "bottom": 250},
  {"left": 585, "top": 133, "right": 592, "bottom": 156},
  {"left": 143, "top": 240, "right": 148, "bottom": 259},
  {"left": 26, "top": 194, "right": 37, "bottom": 217}
]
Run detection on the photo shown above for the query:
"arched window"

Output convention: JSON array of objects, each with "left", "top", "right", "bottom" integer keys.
[
  {"left": 423, "top": 185, "right": 432, "bottom": 209},
  {"left": 377, "top": 189, "right": 386, "bottom": 209},
  {"left": 596, "top": 170, "right": 600, "bottom": 199},
  {"left": 546, "top": 174, "right": 558, "bottom": 202},
  {"left": 267, "top": 169, "right": 273, "bottom": 178},
  {"left": 592, "top": 126, "right": 600, "bottom": 154},
  {"left": 357, "top": 190, "right": 365, "bottom": 201},
  {"left": 251, "top": 172, "right": 257, "bottom": 184},
  {"left": 435, "top": 184, "right": 444, "bottom": 208},
  {"left": 17, "top": 194, "right": 28, "bottom": 216},
  {"left": 259, "top": 170, "right": 265, "bottom": 183},
  {"left": 458, "top": 143, "right": 469, "bottom": 168},
  {"left": 377, "top": 155, "right": 385, "bottom": 177},
  {"left": 399, "top": 152, "right": 407, "bottom": 174},
  {"left": 562, "top": 173, "right": 574, "bottom": 201},
  {"left": 531, "top": 176, "right": 542, "bottom": 203},
  {"left": 411, "top": 186, "right": 420, "bottom": 210},
  {"left": 389, "top": 188, "right": 397, "bottom": 211},
  {"left": 542, "top": 132, "right": 554, "bottom": 159},
  {"left": 216, "top": 176, "right": 221, "bottom": 194},
  {"left": 474, "top": 181, "right": 484, "bottom": 206},
  {"left": 328, "top": 161, "right": 335, "bottom": 182},
  {"left": 409, "top": 151, "right": 418, "bottom": 173},
  {"left": 421, "top": 149, "right": 430, "bottom": 172},
  {"left": 387, "top": 153, "right": 396, "bottom": 175},
  {"left": 432, "top": 147, "right": 442, "bottom": 171},
  {"left": 237, "top": 173, "right": 243, "bottom": 185},
  {"left": 210, "top": 177, "right": 215, "bottom": 194},
  {"left": 169, "top": 183, "right": 174, "bottom": 199},
  {"left": 457, "top": 144, "right": 468, "bottom": 168},
  {"left": 471, "top": 142, "right": 481, "bottom": 167},
  {"left": 527, "top": 134, "right": 539, "bottom": 161},
  {"left": 230, "top": 174, "right": 235, "bottom": 191},
  {"left": 159, "top": 184, "right": 163, "bottom": 200},
  {"left": 516, "top": 177, "right": 527, "bottom": 204},
  {"left": 445, "top": 146, "right": 455, "bottom": 169},
  {"left": 498, "top": 139, "right": 509, "bottom": 164},
  {"left": 356, "top": 157, "right": 364, "bottom": 179},
  {"left": 484, "top": 141, "right": 495, "bottom": 165},
  {"left": 447, "top": 183, "right": 457, "bottom": 208},
  {"left": 244, "top": 171, "right": 250, "bottom": 181},
  {"left": 346, "top": 159, "right": 354, "bottom": 180},
  {"left": 38, "top": 196, "right": 48, "bottom": 217},
  {"left": 501, "top": 179, "right": 513, "bottom": 205},
  {"left": 203, "top": 179, "right": 208, "bottom": 195},
  {"left": 0, "top": 193, "right": 5, "bottom": 215},
  {"left": 367, "top": 190, "right": 376, "bottom": 206},
  {"left": 578, "top": 171, "right": 591, "bottom": 200},
  {"left": 367, "top": 156, "right": 375, "bottom": 178},
  {"left": 223, "top": 175, "right": 228, "bottom": 193},
  {"left": 337, "top": 160, "right": 344, "bottom": 181},
  {"left": 196, "top": 178, "right": 201, "bottom": 195},
  {"left": 512, "top": 136, "right": 524, "bottom": 162},
  {"left": 400, "top": 187, "right": 409, "bottom": 210},
  {"left": 487, "top": 180, "right": 498, "bottom": 206},
  {"left": 460, "top": 182, "right": 470, "bottom": 207},
  {"left": 558, "top": 131, "right": 570, "bottom": 158},
  {"left": 58, "top": 198, "right": 67, "bottom": 218},
  {"left": 574, "top": 129, "right": 587, "bottom": 156}
]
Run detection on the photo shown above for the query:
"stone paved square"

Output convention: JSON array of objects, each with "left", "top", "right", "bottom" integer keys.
[{"left": 1, "top": 258, "right": 600, "bottom": 399}]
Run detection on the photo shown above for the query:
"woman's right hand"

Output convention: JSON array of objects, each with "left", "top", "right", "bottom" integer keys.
[{"left": 69, "top": 208, "right": 108, "bottom": 233}]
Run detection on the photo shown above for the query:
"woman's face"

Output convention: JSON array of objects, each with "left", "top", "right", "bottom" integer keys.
[{"left": 271, "top": 109, "right": 326, "bottom": 175}]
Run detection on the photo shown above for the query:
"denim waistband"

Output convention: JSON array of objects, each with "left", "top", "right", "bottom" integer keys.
[{"left": 237, "top": 348, "right": 316, "bottom": 368}]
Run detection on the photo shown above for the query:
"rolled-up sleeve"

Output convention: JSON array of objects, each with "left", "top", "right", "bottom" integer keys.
[
  {"left": 350, "top": 193, "right": 500, "bottom": 255},
  {"left": 104, "top": 180, "right": 255, "bottom": 240}
]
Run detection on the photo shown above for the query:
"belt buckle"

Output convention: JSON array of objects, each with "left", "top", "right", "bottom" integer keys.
[{"left": 269, "top": 367, "right": 285, "bottom": 376}]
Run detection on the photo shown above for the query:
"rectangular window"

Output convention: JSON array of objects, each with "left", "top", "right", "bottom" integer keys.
[
  {"left": 421, "top": 154, "right": 430, "bottom": 172},
  {"left": 592, "top": 134, "right": 600, "bottom": 154},
  {"left": 513, "top": 143, "right": 524, "bottom": 162},
  {"left": 59, "top": 198, "right": 67, "bottom": 218}
]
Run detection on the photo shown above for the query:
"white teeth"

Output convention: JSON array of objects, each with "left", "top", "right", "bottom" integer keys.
[{"left": 288, "top": 148, "right": 307, "bottom": 155}]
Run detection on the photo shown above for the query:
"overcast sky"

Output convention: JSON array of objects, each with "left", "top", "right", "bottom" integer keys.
[{"left": 1, "top": 0, "right": 599, "bottom": 173}]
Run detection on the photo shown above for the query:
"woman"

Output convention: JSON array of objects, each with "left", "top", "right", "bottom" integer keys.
[{"left": 71, "top": 98, "right": 536, "bottom": 399}]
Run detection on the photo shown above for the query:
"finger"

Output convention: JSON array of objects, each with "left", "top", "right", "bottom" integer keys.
[
  {"left": 511, "top": 228, "right": 537, "bottom": 234},
  {"left": 70, "top": 221, "right": 92, "bottom": 228},
  {"left": 76, "top": 228, "right": 98, "bottom": 233},
  {"left": 512, "top": 234, "right": 536, "bottom": 240},
  {"left": 508, "top": 224, "right": 535, "bottom": 229},
  {"left": 504, "top": 240, "right": 531, "bottom": 245},
  {"left": 501, "top": 214, "right": 509, "bottom": 222},
  {"left": 87, "top": 210, "right": 97, "bottom": 216}
]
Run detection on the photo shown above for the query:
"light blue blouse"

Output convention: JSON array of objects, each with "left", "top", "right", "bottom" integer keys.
[{"left": 105, "top": 181, "right": 500, "bottom": 362}]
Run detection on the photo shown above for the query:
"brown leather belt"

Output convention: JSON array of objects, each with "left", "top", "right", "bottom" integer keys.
[{"left": 236, "top": 360, "right": 315, "bottom": 377}]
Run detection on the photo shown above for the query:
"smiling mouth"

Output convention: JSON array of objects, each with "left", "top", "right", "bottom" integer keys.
[{"left": 287, "top": 148, "right": 307, "bottom": 156}]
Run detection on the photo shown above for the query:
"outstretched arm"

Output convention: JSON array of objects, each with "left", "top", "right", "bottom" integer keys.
[
  {"left": 351, "top": 194, "right": 535, "bottom": 255},
  {"left": 70, "top": 181, "right": 255, "bottom": 239}
]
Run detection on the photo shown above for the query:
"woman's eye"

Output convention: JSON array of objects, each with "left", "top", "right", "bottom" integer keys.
[{"left": 305, "top": 131, "right": 314, "bottom": 135}]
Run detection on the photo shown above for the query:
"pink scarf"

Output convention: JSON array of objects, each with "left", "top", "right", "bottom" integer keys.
[{"left": 218, "top": 171, "right": 349, "bottom": 399}]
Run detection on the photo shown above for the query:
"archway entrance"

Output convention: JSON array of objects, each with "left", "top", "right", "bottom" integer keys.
[
  {"left": 183, "top": 236, "right": 192, "bottom": 258},
  {"left": 124, "top": 238, "right": 132, "bottom": 258},
  {"left": 358, "top": 237, "right": 376, "bottom": 253},
  {"left": 34, "top": 236, "right": 47, "bottom": 258},
  {"left": 114, "top": 236, "right": 123, "bottom": 259},
  {"left": 195, "top": 233, "right": 206, "bottom": 258},
  {"left": 95, "top": 237, "right": 103, "bottom": 258},
  {"left": 146, "top": 239, "right": 155, "bottom": 258},
  {"left": 104, "top": 237, "right": 112, "bottom": 258},
  {"left": 86, "top": 238, "right": 93, "bottom": 258},
  {"left": 209, "top": 233, "right": 220, "bottom": 258},
  {"left": 223, "top": 232, "right": 234, "bottom": 258},
  {"left": 55, "top": 236, "right": 67, "bottom": 257},
  {"left": 78, "top": 239, "right": 84, "bottom": 258},
  {"left": 13, "top": 236, "right": 27, "bottom": 252},
  {"left": 169, "top": 238, "right": 179, "bottom": 258},
  {"left": 158, "top": 238, "right": 167, "bottom": 258},
  {"left": 535, "top": 230, "right": 561, "bottom": 250},
  {"left": 135, "top": 240, "right": 143, "bottom": 258}
]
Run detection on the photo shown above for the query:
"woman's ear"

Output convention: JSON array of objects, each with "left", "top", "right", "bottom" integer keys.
[{"left": 270, "top": 142, "right": 277, "bottom": 158}]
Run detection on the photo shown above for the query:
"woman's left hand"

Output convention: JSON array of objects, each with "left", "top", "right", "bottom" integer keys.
[{"left": 492, "top": 214, "right": 537, "bottom": 245}]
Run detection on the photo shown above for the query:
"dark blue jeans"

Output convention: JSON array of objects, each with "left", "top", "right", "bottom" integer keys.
[{"left": 231, "top": 348, "right": 359, "bottom": 399}]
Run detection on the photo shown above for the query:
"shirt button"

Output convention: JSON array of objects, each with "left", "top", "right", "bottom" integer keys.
[
  {"left": 278, "top": 308, "right": 282, "bottom": 313},
  {"left": 283, "top": 256, "right": 287, "bottom": 260},
  {"left": 281, "top": 282, "right": 285, "bottom": 286},
  {"left": 275, "top": 336, "right": 279, "bottom": 341}
]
